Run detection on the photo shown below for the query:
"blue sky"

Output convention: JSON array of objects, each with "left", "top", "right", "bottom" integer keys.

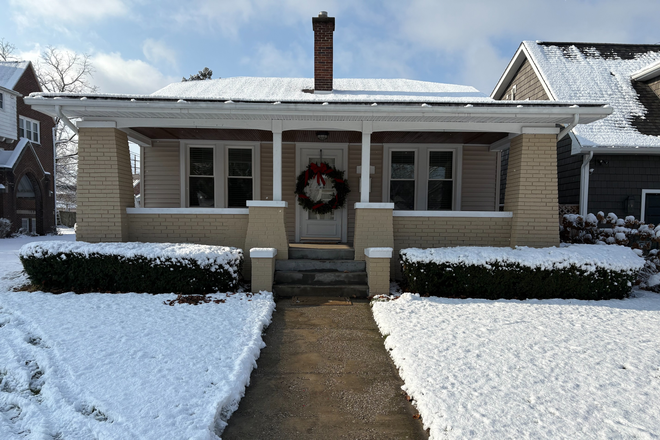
[{"left": 3, "top": 0, "right": 660, "bottom": 96}]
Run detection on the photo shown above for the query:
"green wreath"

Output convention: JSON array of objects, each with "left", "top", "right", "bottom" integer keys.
[{"left": 295, "top": 162, "right": 350, "bottom": 215}]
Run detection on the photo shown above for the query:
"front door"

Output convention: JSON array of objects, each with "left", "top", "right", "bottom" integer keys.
[{"left": 298, "top": 147, "right": 345, "bottom": 242}]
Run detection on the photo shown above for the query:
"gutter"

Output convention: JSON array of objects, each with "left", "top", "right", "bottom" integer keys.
[
  {"left": 55, "top": 105, "right": 78, "bottom": 135},
  {"left": 557, "top": 113, "right": 579, "bottom": 141},
  {"left": 579, "top": 151, "right": 593, "bottom": 217}
]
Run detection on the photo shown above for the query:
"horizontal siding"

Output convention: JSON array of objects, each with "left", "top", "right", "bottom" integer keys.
[
  {"left": 500, "top": 58, "right": 550, "bottom": 101},
  {"left": 461, "top": 145, "right": 498, "bottom": 211},
  {"left": 144, "top": 142, "right": 181, "bottom": 208},
  {"left": 648, "top": 76, "right": 660, "bottom": 99},
  {"left": 0, "top": 94, "right": 17, "bottom": 139}
]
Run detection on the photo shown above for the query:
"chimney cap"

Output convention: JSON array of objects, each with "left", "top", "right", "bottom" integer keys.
[{"left": 318, "top": 11, "right": 328, "bottom": 17}]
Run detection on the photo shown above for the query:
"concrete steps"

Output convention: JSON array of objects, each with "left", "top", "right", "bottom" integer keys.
[{"left": 273, "top": 245, "right": 368, "bottom": 298}]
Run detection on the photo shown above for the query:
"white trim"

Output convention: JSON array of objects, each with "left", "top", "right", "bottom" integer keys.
[
  {"left": 18, "top": 115, "right": 40, "bottom": 144},
  {"left": 355, "top": 202, "right": 394, "bottom": 209},
  {"left": 631, "top": 60, "right": 660, "bottom": 82},
  {"left": 121, "top": 127, "right": 152, "bottom": 147},
  {"left": 76, "top": 120, "right": 117, "bottom": 128},
  {"left": 579, "top": 152, "right": 592, "bottom": 217},
  {"left": 495, "top": 150, "right": 502, "bottom": 210},
  {"left": 522, "top": 126, "right": 559, "bottom": 134},
  {"left": 246, "top": 200, "right": 288, "bottom": 207},
  {"left": 250, "top": 248, "right": 278, "bottom": 258},
  {"left": 393, "top": 210, "right": 512, "bottom": 218},
  {"left": 641, "top": 189, "right": 660, "bottom": 223},
  {"left": 490, "top": 43, "right": 556, "bottom": 101},
  {"left": 127, "top": 207, "right": 249, "bottom": 215},
  {"left": 179, "top": 142, "right": 186, "bottom": 207},
  {"left": 364, "top": 247, "right": 393, "bottom": 258},
  {"left": 225, "top": 144, "right": 260, "bottom": 206},
  {"left": 139, "top": 144, "right": 144, "bottom": 208}
]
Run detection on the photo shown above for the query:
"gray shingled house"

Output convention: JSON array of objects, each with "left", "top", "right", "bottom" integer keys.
[{"left": 492, "top": 42, "right": 660, "bottom": 225}]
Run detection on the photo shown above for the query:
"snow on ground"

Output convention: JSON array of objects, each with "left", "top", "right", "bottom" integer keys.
[
  {"left": 373, "top": 291, "right": 660, "bottom": 439},
  {"left": 0, "top": 231, "right": 275, "bottom": 439}
]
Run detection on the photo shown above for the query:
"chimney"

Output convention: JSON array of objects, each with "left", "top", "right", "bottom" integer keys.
[{"left": 312, "top": 11, "right": 335, "bottom": 93}]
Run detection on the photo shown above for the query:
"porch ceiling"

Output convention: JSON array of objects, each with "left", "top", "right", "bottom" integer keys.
[{"left": 130, "top": 127, "right": 508, "bottom": 145}]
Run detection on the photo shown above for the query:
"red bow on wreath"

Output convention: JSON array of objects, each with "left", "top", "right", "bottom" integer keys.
[{"left": 306, "top": 163, "right": 332, "bottom": 186}]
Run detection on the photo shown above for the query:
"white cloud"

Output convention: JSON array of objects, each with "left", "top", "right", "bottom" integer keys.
[
  {"left": 142, "top": 39, "right": 178, "bottom": 68},
  {"left": 91, "top": 52, "right": 177, "bottom": 94},
  {"left": 240, "top": 43, "right": 308, "bottom": 77},
  {"left": 10, "top": 0, "right": 127, "bottom": 25}
]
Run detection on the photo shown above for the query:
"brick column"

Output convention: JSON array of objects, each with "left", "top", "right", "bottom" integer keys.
[
  {"left": 250, "top": 248, "right": 277, "bottom": 293},
  {"left": 354, "top": 203, "right": 394, "bottom": 261},
  {"left": 77, "top": 128, "right": 133, "bottom": 242},
  {"left": 245, "top": 201, "right": 289, "bottom": 263},
  {"left": 504, "top": 133, "right": 559, "bottom": 247},
  {"left": 365, "top": 247, "right": 392, "bottom": 295}
]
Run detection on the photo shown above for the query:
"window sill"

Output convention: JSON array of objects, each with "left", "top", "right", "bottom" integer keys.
[
  {"left": 126, "top": 208, "right": 249, "bottom": 215},
  {"left": 392, "top": 210, "right": 513, "bottom": 218}
]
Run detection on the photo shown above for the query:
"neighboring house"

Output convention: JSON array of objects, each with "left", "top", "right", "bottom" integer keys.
[
  {"left": 25, "top": 13, "right": 611, "bottom": 284},
  {"left": 492, "top": 41, "right": 660, "bottom": 225},
  {"left": 0, "top": 61, "right": 56, "bottom": 235}
]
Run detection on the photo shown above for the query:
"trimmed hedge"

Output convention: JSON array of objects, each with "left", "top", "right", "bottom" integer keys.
[
  {"left": 19, "top": 242, "right": 243, "bottom": 294},
  {"left": 400, "top": 246, "right": 644, "bottom": 300}
]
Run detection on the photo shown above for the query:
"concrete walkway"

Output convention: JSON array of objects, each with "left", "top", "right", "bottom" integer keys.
[{"left": 222, "top": 298, "right": 428, "bottom": 440}]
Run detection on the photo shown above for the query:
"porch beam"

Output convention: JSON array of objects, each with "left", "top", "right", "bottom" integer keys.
[
  {"left": 361, "top": 121, "right": 373, "bottom": 203},
  {"left": 272, "top": 120, "right": 283, "bottom": 201}
]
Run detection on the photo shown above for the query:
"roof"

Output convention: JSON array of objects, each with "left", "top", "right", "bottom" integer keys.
[
  {"left": 0, "top": 138, "right": 45, "bottom": 174},
  {"left": 498, "top": 41, "right": 660, "bottom": 149},
  {"left": 0, "top": 61, "right": 31, "bottom": 91}
]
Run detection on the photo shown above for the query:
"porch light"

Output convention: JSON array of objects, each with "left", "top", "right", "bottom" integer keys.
[{"left": 316, "top": 131, "right": 329, "bottom": 141}]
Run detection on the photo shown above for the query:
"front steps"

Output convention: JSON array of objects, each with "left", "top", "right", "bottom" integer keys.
[{"left": 273, "top": 245, "right": 369, "bottom": 298}]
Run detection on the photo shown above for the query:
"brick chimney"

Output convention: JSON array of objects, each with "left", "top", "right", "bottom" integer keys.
[{"left": 312, "top": 11, "right": 335, "bottom": 93}]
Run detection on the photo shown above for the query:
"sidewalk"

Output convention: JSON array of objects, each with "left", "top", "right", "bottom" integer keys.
[{"left": 222, "top": 298, "right": 428, "bottom": 440}]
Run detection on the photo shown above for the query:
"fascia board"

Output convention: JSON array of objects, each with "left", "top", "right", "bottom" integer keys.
[
  {"left": 522, "top": 43, "right": 557, "bottom": 101},
  {"left": 578, "top": 147, "right": 660, "bottom": 155},
  {"left": 631, "top": 61, "right": 660, "bottom": 82}
]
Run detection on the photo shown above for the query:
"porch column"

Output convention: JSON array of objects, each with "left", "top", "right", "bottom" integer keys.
[
  {"left": 504, "top": 133, "right": 559, "bottom": 247},
  {"left": 77, "top": 127, "right": 133, "bottom": 242},
  {"left": 272, "top": 120, "right": 283, "bottom": 201},
  {"left": 360, "top": 121, "right": 372, "bottom": 202},
  {"left": 353, "top": 203, "right": 393, "bottom": 261}
]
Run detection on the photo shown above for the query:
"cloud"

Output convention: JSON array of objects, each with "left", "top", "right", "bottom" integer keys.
[
  {"left": 142, "top": 39, "right": 178, "bottom": 68},
  {"left": 240, "top": 43, "right": 308, "bottom": 77},
  {"left": 9, "top": 0, "right": 127, "bottom": 25},
  {"left": 91, "top": 52, "right": 177, "bottom": 94}
]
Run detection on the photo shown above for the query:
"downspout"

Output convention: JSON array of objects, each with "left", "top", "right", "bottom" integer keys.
[
  {"left": 558, "top": 113, "right": 579, "bottom": 141},
  {"left": 55, "top": 105, "right": 78, "bottom": 135},
  {"left": 52, "top": 125, "right": 57, "bottom": 227},
  {"left": 579, "top": 151, "right": 593, "bottom": 217}
]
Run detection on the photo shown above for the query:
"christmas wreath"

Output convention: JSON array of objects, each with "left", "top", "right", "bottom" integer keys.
[{"left": 295, "top": 162, "right": 350, "bottom": 215}]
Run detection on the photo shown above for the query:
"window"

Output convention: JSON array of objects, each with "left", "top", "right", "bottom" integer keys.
[
  {"left": 189, "top": 147, "right": 214, "bottom": 207},
  {"left": 17, "top": 175, "right": 35, "bottom": 198},
  {"left": 185, "top": 144, "right": 258, "bottom": 208},
  {"left": 19, "top": 116, "right": 40, "bottom": 143},
  {"left": 386, "top": 146, "right": 459, "bottom": 211},
  {"left": 0, "top": 92, "right": 3, "bottom": 109},
  {"left": 642, "top": 190, "right": 660, "bottom": 225}
]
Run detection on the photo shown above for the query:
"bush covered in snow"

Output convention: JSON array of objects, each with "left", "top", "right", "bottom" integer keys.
[
  {"left": 561, "top": 211, "right": 660, "bottom": 249},
  {"left": 0, "top": 218, "right": 11, "bottom": 238},
  {"left": 400, "top": 245, "right": 644, "bottom": 300},
  {"left": 19, "top": 241, "right": 243, "bottom": 294}
]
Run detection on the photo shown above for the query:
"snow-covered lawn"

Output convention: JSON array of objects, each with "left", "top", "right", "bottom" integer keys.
[
  {"left": 373, "top": 291, "right": 660, "bottom": 439},
  {"left": 0, "top": 231, "right": 274, "bottom": 439}
]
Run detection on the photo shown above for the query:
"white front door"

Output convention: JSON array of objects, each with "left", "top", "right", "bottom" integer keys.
[{"left": 298, "top": 147, "right": 345, "bottom": 242}]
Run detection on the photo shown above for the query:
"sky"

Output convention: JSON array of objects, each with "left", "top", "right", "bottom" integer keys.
[{"left": 2, "top": 0, "right": 660, "bottom": 96}]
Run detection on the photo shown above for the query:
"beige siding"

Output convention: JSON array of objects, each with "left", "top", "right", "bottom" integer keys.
[
  {"left": 500, "top": 58, "right": 550, "bottom": 101},
  {"left": 144, "top": 142, "right": 180, "bottom": 208},
  {"left": 461, "top": 145, "right": 498, "bottom": 211},
  {"left": 260, "top": 142, "right": 296, "bottom": 242},
  {"left": 648, "top": 76, "right": 660, "bottom": 99},
  {"left": 347, "top": 144, "right": 384, "bottom": 243}
]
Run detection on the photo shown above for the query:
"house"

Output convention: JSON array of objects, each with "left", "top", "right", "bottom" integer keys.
[
  {"left": 24, "top": 13, "right": 611, "bottom": 292},
  {"left": 492, "top": 41, "right": 660, "bottom": 225},
  {"left": 0, "top": 61, "right": 56, "bottom": 235}
]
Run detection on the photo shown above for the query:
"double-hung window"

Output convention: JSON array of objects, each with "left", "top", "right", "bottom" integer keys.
[
  {"left": 186, "top": 144, "right": 258, "bottom": 208},
  {"left": 19, "top": 116, "right": 40, "bottom": 143},
  {"left": 0, "top": 92, "right": 3, "bottom": 109},
  {"left": 387, "top": 146, "right": 458, "bottom": 211}
]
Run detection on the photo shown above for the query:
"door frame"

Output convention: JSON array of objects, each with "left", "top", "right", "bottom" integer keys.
[{"left": 295, "top": 142, "right": 349, "bottom": 243}]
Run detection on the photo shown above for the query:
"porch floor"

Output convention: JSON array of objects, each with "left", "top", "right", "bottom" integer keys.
[
  {"left": 221, "top": 298, "right": 427, "bottom": 439},
  {"left": 289, "top": 243, "right": 354, "bottom": 250}
]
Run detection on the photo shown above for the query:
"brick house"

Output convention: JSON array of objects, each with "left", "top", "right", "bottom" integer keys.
[
  {"left": 0, "top": 61, "right": 56, "bottom": 235},
  {"left": 492, "top": 42, "right": 660, "bottom": 224},
  {"left": 25, "top": 14, "right": 611, "bottom": 292}
]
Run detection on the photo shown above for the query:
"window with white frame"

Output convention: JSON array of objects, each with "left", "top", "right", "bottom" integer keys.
[
  {"left": 0, "top": 92, "right": 4, "bottom": 109},
  {"left": 186, "top": 144, "right": 256, "bottom": 208},
  {"left": 19, "top": 116, "right": 40, "bottom": 143},
  {"left": 642, "top": 189, "right": 660, "bottom": 225},
  {"left": 387, "top": 146, "right": 458, "bottom": 211}
]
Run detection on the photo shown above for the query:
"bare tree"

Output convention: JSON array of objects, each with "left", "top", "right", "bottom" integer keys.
[
  {"left": 0, "top": 38, "right": 17, "bottom": 61},
  {"left": 35, "top": 46, "right": 97, "bottom": 212}
]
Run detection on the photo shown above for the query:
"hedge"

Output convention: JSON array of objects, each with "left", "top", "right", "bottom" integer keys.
[
  {"left": 19, "top": 241, "right": 243, "bottom": 294},
  {"left": 400, "top": 245, "right": 645, "bottom": 300}
]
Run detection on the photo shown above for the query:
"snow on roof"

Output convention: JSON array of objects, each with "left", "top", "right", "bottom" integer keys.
[
  {"left": 524, "top": 41, "right": 660, "bottom": 148},
  {"left": 0, "top": 61, "right": 30, "bottom": 91},
  {"left": 150, "top": 77, "right": 492, "bottom": 103}
]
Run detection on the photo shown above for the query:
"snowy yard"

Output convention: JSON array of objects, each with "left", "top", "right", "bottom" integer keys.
[
  {"left": 0, "top": 231, "right": 275, "bottom": 439},
  {"left": 373, "top": 291, "right": 660, "bottom": 439}
]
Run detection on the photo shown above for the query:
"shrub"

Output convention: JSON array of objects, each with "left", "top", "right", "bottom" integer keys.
[
  {"left": 561, "top": 211, "right": 660, "bottom": 250},
  {"left": 400, "top": 245, "right": 644, "bottom": 300},
  {"left": 19, "top": 241, "right": 243, "bottom": 294},
  {"left": 0, "top": 218, "right": 10, "bottom": 238}
]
